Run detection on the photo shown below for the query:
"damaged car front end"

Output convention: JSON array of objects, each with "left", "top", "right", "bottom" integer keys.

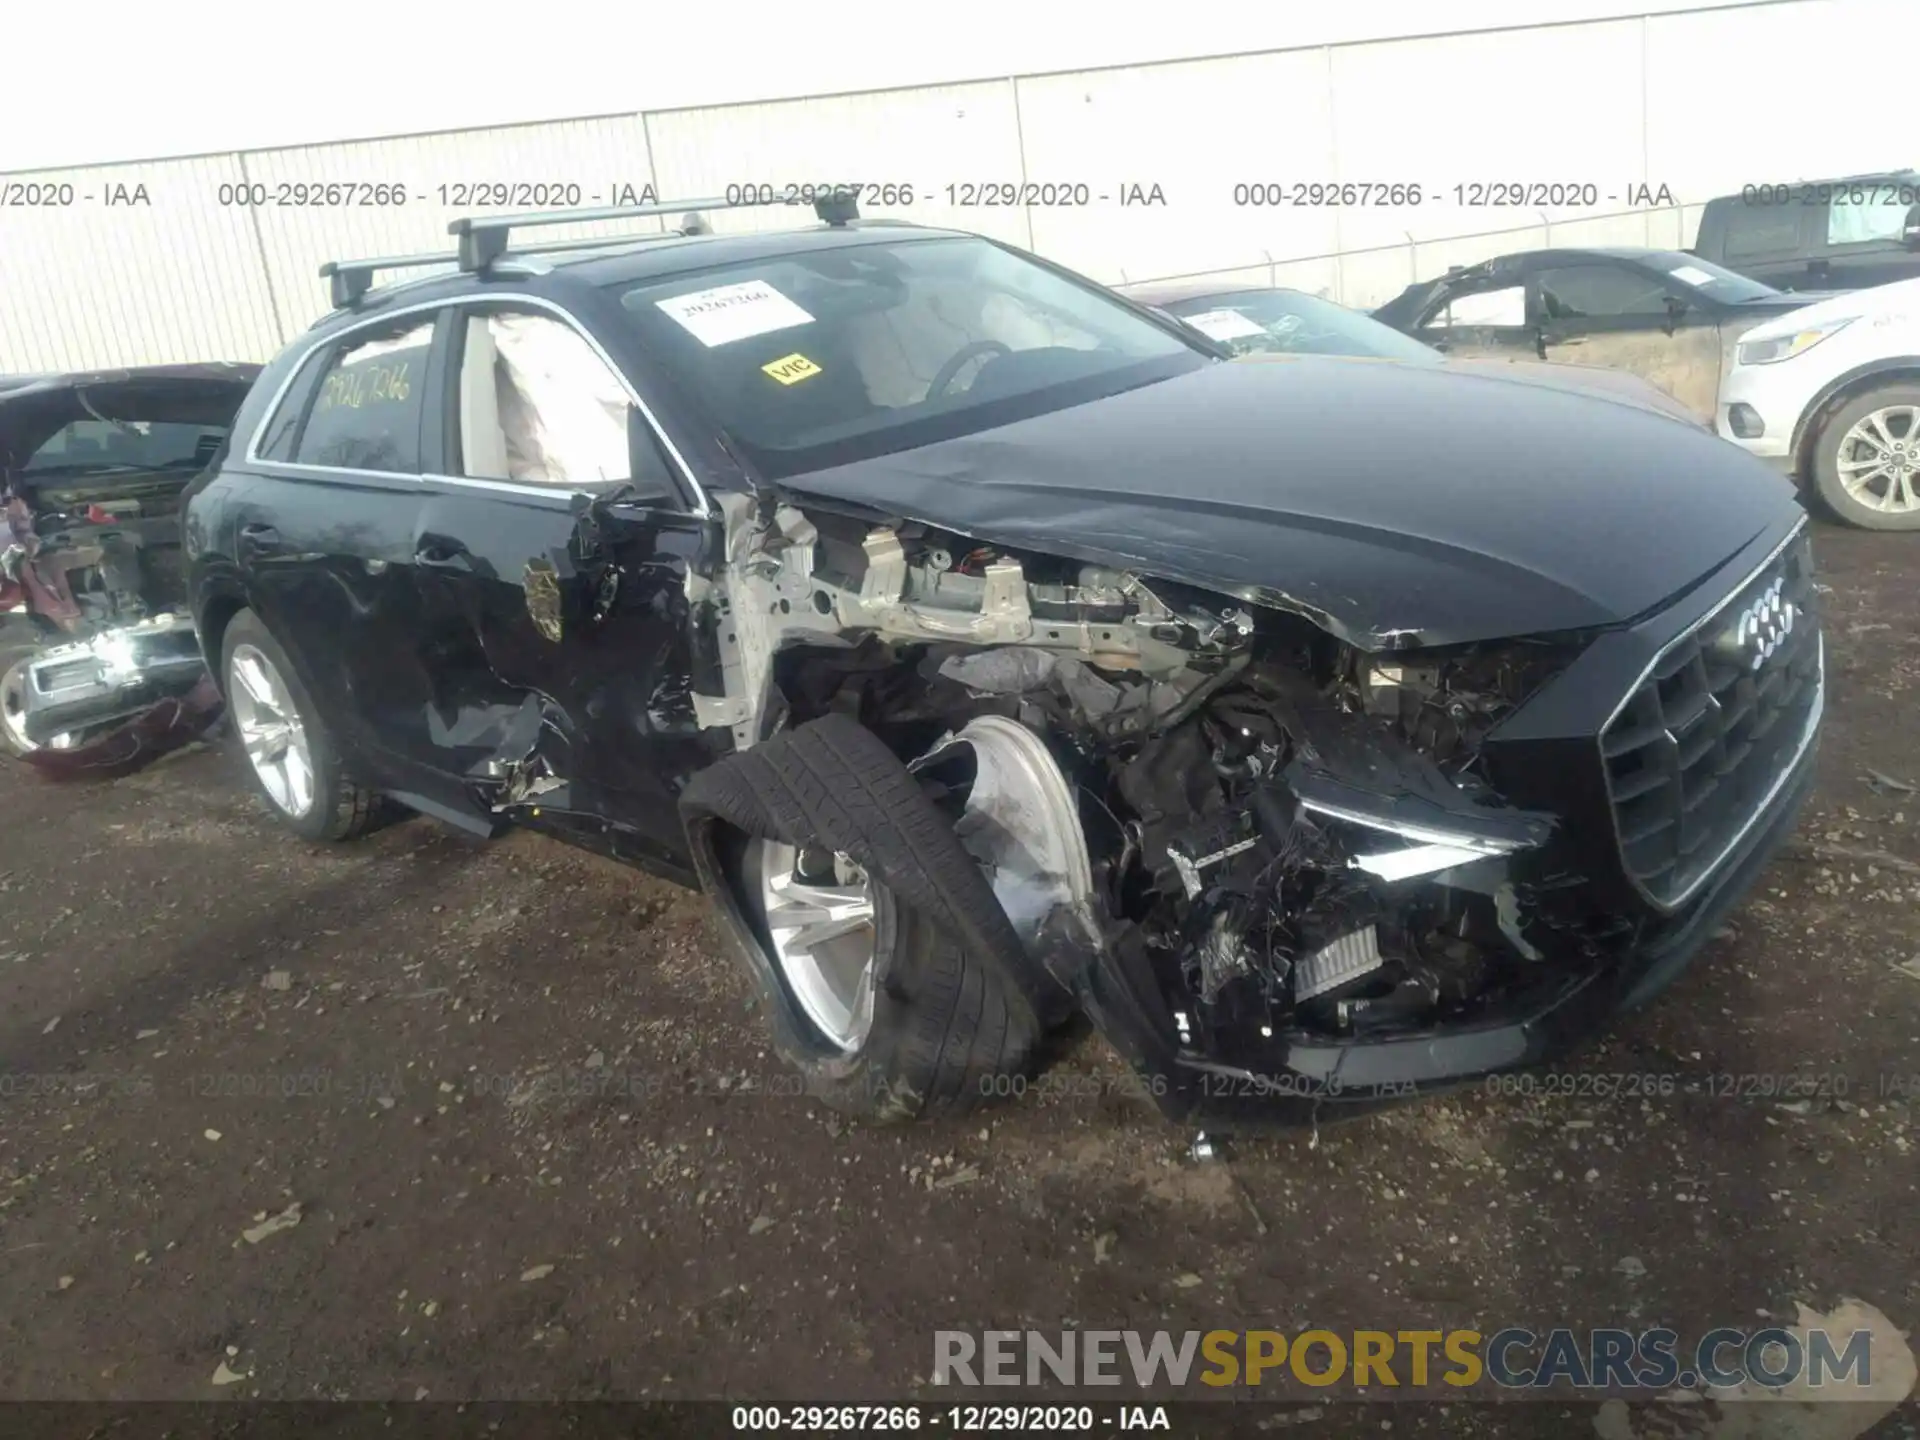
[
  {"left": 683, "top": 444, "right": 1821, "bottom": 1125},
  {"left": 0, "top": 365, "right": 257, "bottom": 753},
  {"left": 191, "top": 208, "right": 1823, "bottom": 1128}
]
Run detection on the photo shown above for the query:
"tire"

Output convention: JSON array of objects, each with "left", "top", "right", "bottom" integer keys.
[
  {"left": 1809, "top": 383, "right": 1920, "bottom": 531},
  {"left": 219, "top": 609, "right": 378, "bottom": 842},
  {"left": 681, "top": 715, "right": 1046, "bottom": 1124}
]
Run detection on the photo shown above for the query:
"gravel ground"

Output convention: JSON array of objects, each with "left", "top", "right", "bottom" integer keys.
[{"left": 0, "top": 519, "right": 1915, "bottom": 1437}]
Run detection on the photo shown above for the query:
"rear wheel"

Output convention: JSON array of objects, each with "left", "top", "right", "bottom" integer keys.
[
  {"left": 1810, "top": 385, "right": 1920, "bottom": 530},
  {"left": 220, "top": 609, "right": 377, "bottom": 841}
]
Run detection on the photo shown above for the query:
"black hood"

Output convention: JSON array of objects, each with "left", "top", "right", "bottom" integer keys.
[
  {"left": 1439, "top": 355, "right": 1704, "bottom": 426},
  {"left": 780, "top": 356, "right": 1804, "bottom": 651},
  {"left": 0, "top": 363, "right": 260, "bottom": 475}
]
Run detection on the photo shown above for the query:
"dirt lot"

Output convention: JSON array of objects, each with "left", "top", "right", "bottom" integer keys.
[{"left": 0, "top": 520, "right": 1916, "bottom": 1435}]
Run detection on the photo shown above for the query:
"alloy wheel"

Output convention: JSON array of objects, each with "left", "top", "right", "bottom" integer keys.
[
  {"left": 752, "top": 838, "right": 879, "bottom": 1053},
  {"left": 1836, "top": 405, "right": 1920, "bottom": 514},
  {"left": 227, "top": 642, "right": 316, "bottom": 818}
]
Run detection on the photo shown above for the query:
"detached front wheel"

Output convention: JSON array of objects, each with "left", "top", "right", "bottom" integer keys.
[
  {"left": 684, "top": 715, "right": 1047, "bottom": 1124},
  {"left": 220, "top": 609, "right": 378, "bottom": 841}
]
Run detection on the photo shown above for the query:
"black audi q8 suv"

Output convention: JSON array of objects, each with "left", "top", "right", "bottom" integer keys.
[{"left": 182, "top": 191, "right": 1824, "bottom": 1128}]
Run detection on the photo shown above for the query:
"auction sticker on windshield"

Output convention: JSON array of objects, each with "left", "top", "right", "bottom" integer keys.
[
  {"left": 762, "top": 353, "right": 822, "bottom": 385},
  {"left": 1667, "top": 265, "right": 1717, "bottom": 287},
  {"left": 1181, "top": 309, "right": 1267, "bottom": 342},
  {"left": 655, "top": 280, "right": 814, "bottom": 347}
]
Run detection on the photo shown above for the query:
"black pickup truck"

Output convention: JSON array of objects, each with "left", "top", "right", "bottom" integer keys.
[{"left": 1691, "top": 170, "right": 1920, "bottom": 292}]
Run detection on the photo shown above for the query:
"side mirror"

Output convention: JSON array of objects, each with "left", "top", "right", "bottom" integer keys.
[
  {"left": 1663, "top": 294, "right": 1688, "bottom": 334},
  {"left": 1904, "top": 204, "right": 1920, "bottom": 250}
]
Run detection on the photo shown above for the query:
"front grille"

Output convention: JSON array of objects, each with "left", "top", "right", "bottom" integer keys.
[{"left": 1600, "top": 528, "right": 1822, "bottom": 910}]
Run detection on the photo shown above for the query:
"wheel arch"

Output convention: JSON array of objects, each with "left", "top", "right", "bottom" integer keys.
[
  {"left": 1790, "top": 357, "right": 1920, "bottom": 478},
  {"left": 193, "top": 580, "right": 251, "bottom": 694}
]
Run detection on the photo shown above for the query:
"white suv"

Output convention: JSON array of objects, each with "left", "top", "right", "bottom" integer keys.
[{"left": 1719, "top": 276, "right": 1920, "bottom": 529}]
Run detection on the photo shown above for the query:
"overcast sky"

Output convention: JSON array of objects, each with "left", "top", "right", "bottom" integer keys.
[{"left": 2, "top": 0, "right": 1766, "bottom": 171}]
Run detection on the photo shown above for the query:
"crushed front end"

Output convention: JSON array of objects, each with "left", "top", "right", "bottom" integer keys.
[
  {"left": 694, "top": 492, "right": 1824, "bottom": 1128},
  {"left": 1078, "top": 518, "right": 1824, "bottom": 1126}
]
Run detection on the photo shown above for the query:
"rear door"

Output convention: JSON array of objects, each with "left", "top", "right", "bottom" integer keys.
[
  {"left": 1533, "top": 261, "right": 1723, "bottom": 420},
  {"left": 231, "top": 308, "right": 487, "bottom": 823},
  {"left": 409, "top": 299, "right": 718, "bottom": 872},
  {"left": 1405, "top": 272, "right": 1536, "bottom": 362}
]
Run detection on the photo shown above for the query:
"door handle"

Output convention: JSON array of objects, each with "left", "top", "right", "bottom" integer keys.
[
  {"left": 414, "top": 540, "right": 473, "bottom": 572},
  {"left": 239, "top": 523, "right": 281, "bottom": 552}
]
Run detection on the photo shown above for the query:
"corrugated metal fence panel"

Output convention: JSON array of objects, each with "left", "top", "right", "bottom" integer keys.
[
  {"left": 245, "top": 116, "right": 659, "bottom": 330},
  {"left": 1329, "top": 19, "right": 1648, "bottom": 254},
  {"left": 0, "top": 155, "right": 280, "bottom": 370},
  {"left": 646, "top": 83, "right": 1029, "bottom": 250},
  {"left": 5, "top": 2, "right": 1908, "bottom": 373},
  {"left": 1017, "top": 51, "right": 1338, "bottom": 285}
]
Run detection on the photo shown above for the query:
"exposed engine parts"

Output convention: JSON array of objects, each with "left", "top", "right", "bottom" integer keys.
[{"left": 691, "top": 493, "right": 1583, "bottom": 1055}]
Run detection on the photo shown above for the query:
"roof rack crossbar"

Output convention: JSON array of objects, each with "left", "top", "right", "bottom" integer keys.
[
  {"left": 318, "top": 250, "right": 463, "bottom": 308},
  {"left": 318, "top": 189, "right": 862, "bottom": 308},
  {"left": 448, "top": 189, "right": 861, "bottom": 271}
]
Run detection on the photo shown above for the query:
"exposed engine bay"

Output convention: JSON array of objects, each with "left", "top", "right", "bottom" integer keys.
[
  {"left": 0, "top": 365, "right": 256, "bottom": 754},
  {"left": 3, "top": 470, "right": 194, "bottom": 634},
  {"left": 689, "top": 491, "right": 1601, "bottom": 1056}
]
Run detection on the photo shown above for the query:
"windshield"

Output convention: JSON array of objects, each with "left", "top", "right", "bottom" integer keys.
[
  {"left": 609, "top": 237, "right": 1208, "bottom": 479},
  {"left": 1160, "top": 290, "right": 1442, "bottom": 362},
  {"left": 24, "top": 418, "right": 229, "bottom": 474},
  {"left": 1655, "top": 254, "right": 1781, "bottom": 303}
]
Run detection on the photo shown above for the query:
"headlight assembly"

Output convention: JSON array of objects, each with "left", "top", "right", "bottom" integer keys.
[{"left": 1736, "top": 317, "right": 1856, "bottom": 366}]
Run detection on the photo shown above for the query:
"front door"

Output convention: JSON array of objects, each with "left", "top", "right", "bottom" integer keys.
[
  {"left": 408, "top": 302, "right": 718, "bottom": 873},
  {"left": 1534, "top": 261, "right": 1723, "bottom": 420}
]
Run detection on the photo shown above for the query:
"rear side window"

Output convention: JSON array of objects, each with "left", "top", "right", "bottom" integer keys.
[
  {"left": 292, "top": 318, "right": 436, "bottom": 474},
  {"left": 1721, "top": 204, "right": 1804, "bottom": 261},
  {"left": 256, "top": 346, "right": 333, "bottom": 462}
]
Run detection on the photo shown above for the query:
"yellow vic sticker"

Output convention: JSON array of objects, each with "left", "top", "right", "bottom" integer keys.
[{"left": 762, "top": 353, "right": 822, "bottom": 385}]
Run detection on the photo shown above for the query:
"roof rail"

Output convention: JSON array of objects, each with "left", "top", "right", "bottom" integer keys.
[{"left": 447, "top": 188, "right": 861, "bottom": 271}]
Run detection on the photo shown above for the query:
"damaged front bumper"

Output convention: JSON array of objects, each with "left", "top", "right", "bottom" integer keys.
[
  {"left": 1083, "top": 729, "right": 1818, "bottom": 1130},
  {"left": 13, "top": 613, "right": 207, "bottom": 745},
  {"left": 1075, "top": 517, "right": 1825, "bottom": 1128}
]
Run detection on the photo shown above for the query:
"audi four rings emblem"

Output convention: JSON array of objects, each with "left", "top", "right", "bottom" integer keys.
[{"left": 1732, "top": 577, "right": 1796, "bottom": 671}]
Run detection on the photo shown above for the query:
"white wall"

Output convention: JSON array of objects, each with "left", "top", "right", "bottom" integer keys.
[{"left": 1, "top": 0, "right": 1912, "bottom": 371}]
